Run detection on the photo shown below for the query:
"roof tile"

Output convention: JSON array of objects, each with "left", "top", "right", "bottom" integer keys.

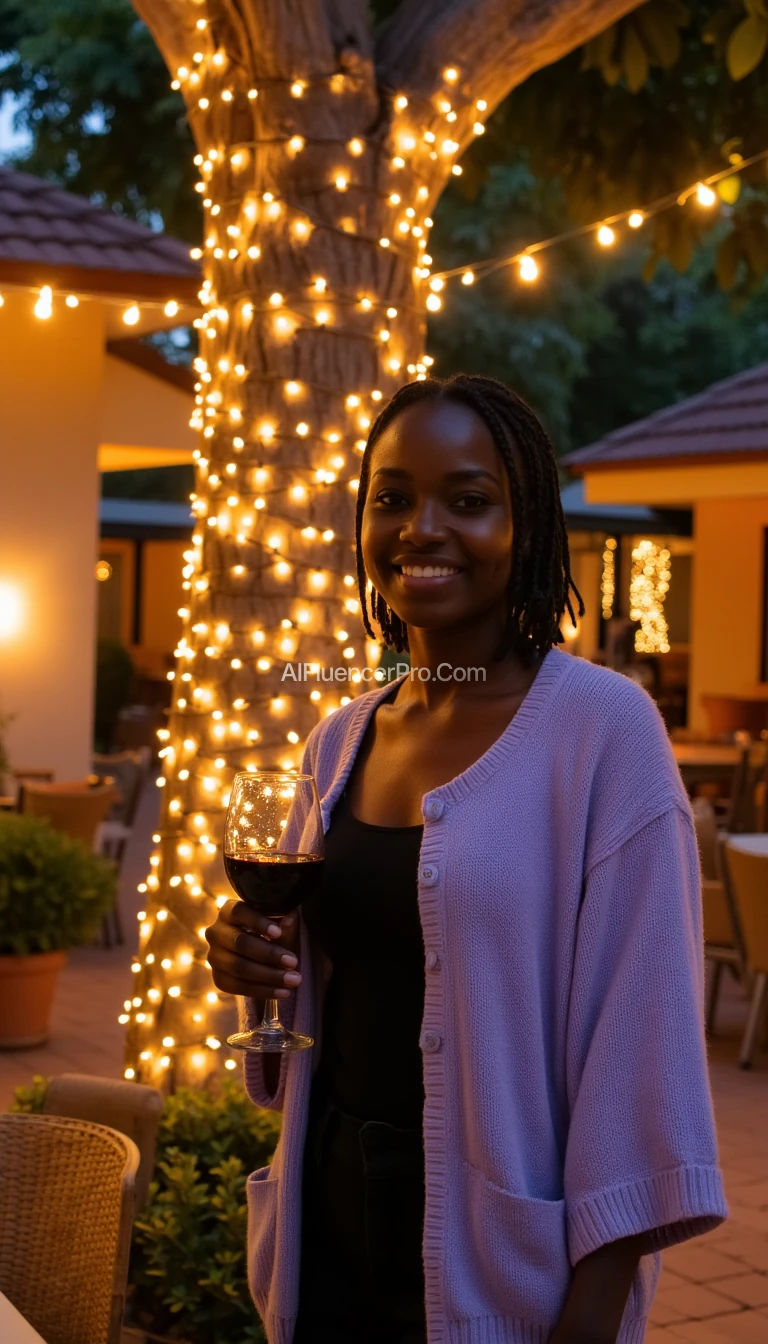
[
  {"left": 0, "top": 167, "right": 198, "bottom": 280},
  {"left": 566, "top": 362, "right": 768, "bottom": 469}
]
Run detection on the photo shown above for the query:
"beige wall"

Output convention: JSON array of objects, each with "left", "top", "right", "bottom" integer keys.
[
  {"left": 583, "top": 465, "right": 768, "bottom": 732},
  {"left": 0, "top": 291, "right": 103, "bottom": 780},
  {"left": 99, "top": 355, "right": 195, "bottom": 470},
  {"left": 689, "top": 497, "right": 768, "bottom": 731}
]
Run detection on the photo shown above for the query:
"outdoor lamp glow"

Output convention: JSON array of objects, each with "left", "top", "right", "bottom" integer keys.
[{"left": 0, "top": 581, "right": 23, "bottom": 639}]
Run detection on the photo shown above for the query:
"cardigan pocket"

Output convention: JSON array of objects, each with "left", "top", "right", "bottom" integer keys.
[
  {"left": 463, "top": 1163, "right": 570, "bottom": 1325},
  {"left": 246, "top": 1164, "right": 279, "bottom": 1317}
]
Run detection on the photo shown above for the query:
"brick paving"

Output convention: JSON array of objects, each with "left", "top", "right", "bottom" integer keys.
[{"left": 1, "top": 777, "right": 767, "bottom": 1339}]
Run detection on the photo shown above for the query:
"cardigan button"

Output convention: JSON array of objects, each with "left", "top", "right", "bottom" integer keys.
[
  {"left": 420, "top": 864, "right": 438, "bottom": 886},
  {"left": 425, "top": 951, "right": 440, "bottom": 971},
  {"left": 421, "top": 1030, "right": 442, "bottom": 1054},
  {"left": 423, "top": 797, "right": 444, "bottom": 821}
]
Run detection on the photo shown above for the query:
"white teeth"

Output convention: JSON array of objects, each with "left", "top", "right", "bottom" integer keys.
[{"left": 400, "top": 564, "right": 459, "bottom": 577}]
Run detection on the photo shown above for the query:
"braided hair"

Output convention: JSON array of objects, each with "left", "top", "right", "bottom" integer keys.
[{"left": 355, "top": 373, "right": 583, "bottom": 663}]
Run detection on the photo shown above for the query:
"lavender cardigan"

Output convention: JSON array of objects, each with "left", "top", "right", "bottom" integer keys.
[{"left": 242, "top": 649, "right": 727, "bottom": 1344}]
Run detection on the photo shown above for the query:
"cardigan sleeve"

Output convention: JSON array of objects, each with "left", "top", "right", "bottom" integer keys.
[{"left": 564, "top": 804, "right": 728, "bottom": 1264}]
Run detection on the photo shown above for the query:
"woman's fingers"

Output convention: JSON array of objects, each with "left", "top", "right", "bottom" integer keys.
[
  {"left": 208, "top": 945, "right": 300, "bottom": 994},
  {"left": 212, "top": 920, "right": 298, "bottom": 969}
]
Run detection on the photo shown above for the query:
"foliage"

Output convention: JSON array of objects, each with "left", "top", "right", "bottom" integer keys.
[
  {"left": 94, "top": 638, "right": 134, "bottom": 752},
  {"left": 129, "top": 1077, "right": 280, "bottom": 1343},
  {"left": 9, "top": 1074, "right": 48, "bottom": 1112},
  {"left": 0, "top": 813, "right": 116, "bottom": 955},
  {"left": 0, "top": 0, "right": 199, "bottom": 239},
  {"left": 429, "top": 159, "right": 768, "bottom": 450}
]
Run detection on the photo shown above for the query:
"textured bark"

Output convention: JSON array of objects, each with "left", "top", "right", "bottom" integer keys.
[{"left": 125, "top": 0, "right": 643, "bottom": 1085}]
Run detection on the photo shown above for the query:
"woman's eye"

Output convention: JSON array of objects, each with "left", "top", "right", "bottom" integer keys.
[
  {"left": 455, "top": 493, "right": 489, "bottom": 510},
  {"left": 373, "top": 490, "right": 408, "bottom": 507}
]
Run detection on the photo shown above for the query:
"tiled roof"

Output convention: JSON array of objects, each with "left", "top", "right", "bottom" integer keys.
[
  {"left": 0, "top": 167, "right": 198, "bottom": 279},
  {"left": 565, "top": 361, "right": 768, "bottom": 471}
]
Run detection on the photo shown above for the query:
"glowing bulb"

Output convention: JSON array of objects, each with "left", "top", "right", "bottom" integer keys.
[
  {"left": 394, "top": 95, "right": 408, "bottom": 111},
  {"left": 335, "top": 173, "right": 348, "bottom": 192},
  {"left": 444, "top": 66, "right": 459, "bottom": 82},
  {"left": 696, "top": 183, "right": 716, "bottom": 207},
  {"left": 597, "top": 224, "right": 615, "bottom": 247},
  {"left": 519, "top": 255, "right": 539, "bottom": 283},
  {"left": 461, "top": 271, "right": 475, "bottom": 285},
  {"left": 122, "top": 304, "right": 140, "bottom": 326},
  {"left": 34, "top": 286, "right": 53, "bottom": 319},
  {"left": 290, "top": 80, "right": 305, "bottom": 98},
  {"left": 288, "top": 135, "right": 305, "bottom": 154},
  {"left": 426, "top": 293, "right": 442, "bottom": 311},
  {"left": 65, "top": 294, "right": 79, "bottom": 308},
  {"left": 347, "top": 138, "right": 364, "bottom": 156},
  {"left": 628, "top": 211, "right": 644, "bottom": 229}
]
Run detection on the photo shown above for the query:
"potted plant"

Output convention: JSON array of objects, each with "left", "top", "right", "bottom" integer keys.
[
  {"left": 0, "top": 813, "right": 117, "bottom": 1046},
  {"left": 12, "top": 1075, "right": 280, "bottom": 1344}
]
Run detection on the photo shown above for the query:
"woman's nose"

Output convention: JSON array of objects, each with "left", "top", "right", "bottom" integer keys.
[{"left": 400, "top": 501, "right": 448, "bottom": 545}]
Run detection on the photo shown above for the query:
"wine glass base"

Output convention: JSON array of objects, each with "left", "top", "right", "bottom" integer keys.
[{"left": 227, "top": 1025, "right": 314, "bottom": 1053}]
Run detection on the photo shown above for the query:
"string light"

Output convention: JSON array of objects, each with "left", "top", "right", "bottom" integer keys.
[
  {"left": 630, "top": 541, "right": 671, "bottom": 654},
  {"left": 601, "top": 538, "right": 617, "bottom": 620}
]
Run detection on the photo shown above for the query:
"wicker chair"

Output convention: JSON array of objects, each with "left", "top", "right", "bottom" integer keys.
[
  {"left": 20, "top": 782, "right": 118, "bottom": 850},
  {"left": 0, "top": 1114, "right": 138, "bottom": 1344},
  {"left": 692, "top": 798, "right": 746, "bottom": 1033},
  {"left": 42, "top": 1073, "right": 163, "bottom": 1211},
  {"left": 724, "top": 838, "right": 768, "bottom": 1069}
]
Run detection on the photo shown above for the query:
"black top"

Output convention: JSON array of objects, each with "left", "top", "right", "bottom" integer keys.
[{"left": 302, "top": 787, "right": 425, "bottom": 1128}]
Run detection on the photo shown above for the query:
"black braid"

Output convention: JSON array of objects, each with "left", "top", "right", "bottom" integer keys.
[{"left": 355, "top": 374, "right": 584, "bottom": 663}]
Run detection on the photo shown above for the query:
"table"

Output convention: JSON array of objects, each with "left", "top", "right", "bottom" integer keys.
[
  {"left": 725, "top": 833, "right": 768, "bottom": 856},
  {"left": 672, "top": 742, "right": 742, "bottom": 790},
  {"left": 0, "top": 1293, "right": 47, "bottom": 1343}
]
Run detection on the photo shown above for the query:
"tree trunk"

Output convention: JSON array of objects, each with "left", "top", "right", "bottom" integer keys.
[{"left": 126, "top": 0, "right": 643, "bottom": 1085}]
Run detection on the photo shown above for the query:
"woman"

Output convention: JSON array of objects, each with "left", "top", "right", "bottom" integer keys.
[{"left": 206, "top": 374, "right": 727, "bottom": 1344}]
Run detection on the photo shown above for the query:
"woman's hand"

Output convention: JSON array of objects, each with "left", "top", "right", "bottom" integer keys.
[{"left": 205, "top": 900, "right": 301, "bottom": 1001}]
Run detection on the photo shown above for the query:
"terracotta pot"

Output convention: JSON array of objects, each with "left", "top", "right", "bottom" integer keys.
[{"left": 0, "top": 950, "right": 67, "bottom": 1048}]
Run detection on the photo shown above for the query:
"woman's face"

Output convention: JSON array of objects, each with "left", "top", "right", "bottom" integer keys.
[{"left": 361, "top": 398, "right": 515, "bottom": 636}]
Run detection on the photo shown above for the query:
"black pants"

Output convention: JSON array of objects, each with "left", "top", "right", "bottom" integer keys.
[{"left": 294, "top": 1077, "right": 427, "bottom": 1343}]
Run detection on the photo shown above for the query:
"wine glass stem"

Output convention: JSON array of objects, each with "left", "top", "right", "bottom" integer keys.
[{"left": 262, "top": 998, "right": 281, "bottom": 1031}]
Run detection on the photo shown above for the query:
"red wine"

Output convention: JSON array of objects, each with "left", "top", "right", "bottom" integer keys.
[{"left": 224, "top": 851, "right": 325, "bottom": 917}]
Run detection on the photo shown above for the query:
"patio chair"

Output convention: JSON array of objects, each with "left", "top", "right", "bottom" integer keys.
[
  {"left": 693, "top": 799, "right": 746, "bottom": 1033},
  {"left": 42, "top": 1072, "right": 163, "bottom": 1212},
  {"left": 20, "top": 781, "right": 118, "bottom": 850},
  {"left": 724, "top": 740, "right": 768, "bottom": 834},
  {"left": 0, "top": 1113, "right": 138, "bottom": 1344},
  {"left": 92, "top": 748, "right": 152, "bottom": 946},
  {"left": 724, "top": 838, "right": 768, "bottom": 1068}
]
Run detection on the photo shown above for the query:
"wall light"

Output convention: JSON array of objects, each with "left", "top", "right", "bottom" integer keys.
[{"left": 0, "top": 581, "right": 24, "bottom": 640}]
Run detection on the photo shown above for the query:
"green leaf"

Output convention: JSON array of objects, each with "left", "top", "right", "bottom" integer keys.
[
  {"left": 622, "top": 23, "right": 650, "bottom": 91},
  {"left": 726, "top": 14, "right": 768, "bottom": 79},
  {"left": 637, "top": 7, "right": 682, "bottom": 67},
  {"left": 717, "top": 174, "right": 742, "bottom": 203}
]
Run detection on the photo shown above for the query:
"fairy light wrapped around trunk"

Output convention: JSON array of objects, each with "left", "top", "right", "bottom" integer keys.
[{"left": 124, "top": 0, "right": 653, "bottom": 1087}]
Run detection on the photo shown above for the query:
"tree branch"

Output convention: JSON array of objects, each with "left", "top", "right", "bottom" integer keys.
[
  {"left": 375, "top": 0, "right": 644, "bottom": 114},
  {"left": 131, "top": 0, "right": 197, "bottom": 80}
]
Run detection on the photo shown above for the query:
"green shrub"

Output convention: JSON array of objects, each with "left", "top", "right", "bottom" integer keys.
[
  {"left": 0, "top": 814, "right": 117, "bottom": 955},
  {"left": 11, "top": 1075, "right": 281, "bottom": 1344}
]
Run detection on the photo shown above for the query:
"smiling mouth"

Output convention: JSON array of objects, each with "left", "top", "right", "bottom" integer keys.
[{"left": 394, "top": 563, "right": 462, "bottom": 580}]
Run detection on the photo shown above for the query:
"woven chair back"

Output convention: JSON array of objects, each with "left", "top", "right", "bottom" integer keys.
[
  {"left": 20, "top": 783, "right": 117, "bottom": 849},
  {"left": 0, "top": 1114, "right": 138, "bottom": 1344}
]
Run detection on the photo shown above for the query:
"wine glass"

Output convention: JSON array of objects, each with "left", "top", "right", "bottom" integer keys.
[{"left": 223, "top": 771, "right": 324, "bottom": 1053}]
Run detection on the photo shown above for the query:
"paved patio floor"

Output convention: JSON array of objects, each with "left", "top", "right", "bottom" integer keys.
[{"left": 1, "top": 777, "right": 767, "bottom": 1339}]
